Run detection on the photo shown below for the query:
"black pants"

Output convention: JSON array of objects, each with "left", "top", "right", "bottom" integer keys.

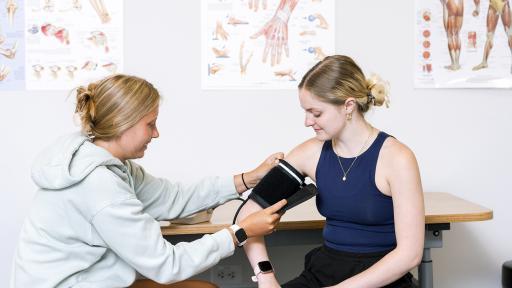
[{"left": 282, "top": 245, "right": 415, "bottom": 288}]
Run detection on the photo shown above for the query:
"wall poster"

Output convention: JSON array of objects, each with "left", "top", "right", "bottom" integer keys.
[
  {"left": 415, "top": 0, "right": 512, "bottom": 88},
  {"left": 202, "top": 0, "right": 335, "bottom": 89},
  {"left": 0, "top": 0, "right": 123, "bottom": 91}
]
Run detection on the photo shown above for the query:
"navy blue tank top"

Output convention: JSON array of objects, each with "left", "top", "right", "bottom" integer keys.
[{"left": 316, "top": 131, "right": 396, "bottom": 253}]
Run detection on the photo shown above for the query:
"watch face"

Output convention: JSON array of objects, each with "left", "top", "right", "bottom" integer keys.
[
  {"left": 258, "top": 261, "right": 273, "bottom": 272},
  {"left": 235, "top": 228, "right": 247, "bottom": 243}
]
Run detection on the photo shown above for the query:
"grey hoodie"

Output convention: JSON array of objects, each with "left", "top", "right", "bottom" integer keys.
[{"left": 11, "top": 132, "right": 239, "bottom": 288}]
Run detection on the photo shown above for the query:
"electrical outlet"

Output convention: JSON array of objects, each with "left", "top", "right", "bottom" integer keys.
[{"left": 211, "top": 265, "right": 242, "bottom": 284}]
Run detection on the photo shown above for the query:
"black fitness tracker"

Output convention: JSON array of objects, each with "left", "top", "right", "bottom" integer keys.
[
  {"left": 229, "top": 224, "right": 247, "bottom": 247},
  {"left": 252, "top": 260, "right": 274, "bottom": 282}
]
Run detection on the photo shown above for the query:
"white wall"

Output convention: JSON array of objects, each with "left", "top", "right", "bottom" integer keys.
[{"left": 1, "top": 1, "right": 511, "bottom": 287}]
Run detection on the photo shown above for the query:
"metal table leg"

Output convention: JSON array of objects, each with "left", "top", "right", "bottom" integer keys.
[{"left": 418, "top": 224, "right": 450, "bottom": 288}]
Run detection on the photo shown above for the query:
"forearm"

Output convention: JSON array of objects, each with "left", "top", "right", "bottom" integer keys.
[
  {"left": 333, "top": 248, "right": 421, "bottom": 288},
  {"left": 275, "top": 0, "right": 299, "bottom": 22},
  {"left": 237, "top": 200, "right": 278, "bottom": 282}
]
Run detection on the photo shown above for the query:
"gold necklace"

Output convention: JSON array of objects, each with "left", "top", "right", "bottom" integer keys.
[{"left": 332, "top": 128, "right": 374, "bottom": 182}]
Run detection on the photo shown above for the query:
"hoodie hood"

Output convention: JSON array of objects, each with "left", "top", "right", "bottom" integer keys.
[{"left": 31, "top": 132, "right": 124, "bottom": 190}]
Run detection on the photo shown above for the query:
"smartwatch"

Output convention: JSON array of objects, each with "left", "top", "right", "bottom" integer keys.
[
  {"left": 251, "top": 260, "right": 274, "bottom": 282},
  {"left": 229, "top": 224, "right": 247, "bottom": 247}
]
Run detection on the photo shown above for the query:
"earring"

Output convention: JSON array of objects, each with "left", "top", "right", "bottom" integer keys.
[{"left": 346, "top": 112, "right": 352, "bottom": 121}]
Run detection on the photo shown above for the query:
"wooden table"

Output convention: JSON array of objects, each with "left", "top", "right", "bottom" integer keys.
[{"left": 161, "top": 192, "right": 493, "bottom": 287}]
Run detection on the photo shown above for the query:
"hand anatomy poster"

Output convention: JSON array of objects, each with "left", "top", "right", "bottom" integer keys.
[
  {"left": 415, "top": 0, "right": 512, "bottom": 88},
  {"left": 0, "top": 0, "right": 123, "bottom": 91},
  {"left": 202, "top": 0, "right": 335, "bottom": 89}
]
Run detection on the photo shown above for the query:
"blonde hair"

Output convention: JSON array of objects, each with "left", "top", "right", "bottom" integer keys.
[
  {"left": 298, "top": 55, "right": 389, "bottom": 113},
  {"left": 74, "top": 74, "right": 160, "bottom": 140}
]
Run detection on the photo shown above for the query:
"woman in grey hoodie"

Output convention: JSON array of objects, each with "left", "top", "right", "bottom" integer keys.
[{"left": 12, "top": 74, "right": 286, "bottom": 288}]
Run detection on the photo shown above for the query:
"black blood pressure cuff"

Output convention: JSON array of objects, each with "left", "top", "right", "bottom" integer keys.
[{"left": 249, "top": 159, "right": 318, "bottom": 211}]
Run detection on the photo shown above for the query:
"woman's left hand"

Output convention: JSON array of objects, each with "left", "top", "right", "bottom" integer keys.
[{"left": 244, "top": 152, "right": 284, "bottom": 188}]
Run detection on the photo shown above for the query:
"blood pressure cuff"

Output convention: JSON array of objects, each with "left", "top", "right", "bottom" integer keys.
[{"left": 249, "top": 159, "right": 317, "bottom": 211}]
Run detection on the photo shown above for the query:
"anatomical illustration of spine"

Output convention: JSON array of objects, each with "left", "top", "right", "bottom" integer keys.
[{"left": 89, "top": 0, "right": 111, "bottom": 23}]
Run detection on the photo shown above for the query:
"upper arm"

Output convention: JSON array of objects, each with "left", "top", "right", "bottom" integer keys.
[
  {"left": 283, "top": 138, "right": 323, "bottom": 182},
  {"left": 384, "top": 141, "right": 424, "bottom": 256}
]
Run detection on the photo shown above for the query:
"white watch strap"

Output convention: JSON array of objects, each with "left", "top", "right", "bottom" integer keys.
[{"left": 229, "top": 224, "right": 242, "bottom": 246}]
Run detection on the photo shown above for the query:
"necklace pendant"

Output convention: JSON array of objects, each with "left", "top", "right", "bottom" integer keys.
[{"left": 342, "top": 176, "right": 346, "bottom": 181}]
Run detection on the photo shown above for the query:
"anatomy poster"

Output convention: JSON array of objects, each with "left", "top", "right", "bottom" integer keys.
[
  {"left": 0, "top": 0, "right": 25, "bottom": 90},
  {"left": 25, "top": 0, "right": 123, "bottom": 90},
  {"left": 202, "top": 0, "right": 335, "bottom": 89},
  {"left": 415, "top": 0, "right": 512, "bottom": 88}
]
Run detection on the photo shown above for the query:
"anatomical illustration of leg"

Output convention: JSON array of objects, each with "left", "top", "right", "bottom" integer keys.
[
  {"left": 473, "top": 4, "right": 500, "bottom": 70},
  {"left": 501, "top": 1, "right": 512, "bottom": 73},
  {"left": 274, "top": 69, "right": 295, "bottom": 81},
  {"left": 88, "top": 31, "right": 109, "bottom": 53},
  {"left": 102, "top": 62, "right": 117, "bottom": 73},
  {"left": 6, "top": 0, "right": 17, "bottom": 26},
  {"left": 0, "top": 65, "right": 10, "bottom": 81},
  {"left": 239, "top": 41, "right": 253, "bottom": 75},
  {"left": 441, "top": 0, "right": 464, "bottom": 70},
  {"left": 89, "top": 0, "right": 111, "bottom": 23},
  {"left": 0, "top": 42, "right": 17, "bottom": 59},
  {"left": 32, "top": 64, "right": 44, "bottom": 79},
  {"left": 66, "top": 65, "right": 77, "bottom": 79}
]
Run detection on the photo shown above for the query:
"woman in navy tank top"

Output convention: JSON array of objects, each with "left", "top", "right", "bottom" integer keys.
[{"left": 238, "top": 55, "right": 425, "bottom": 288}]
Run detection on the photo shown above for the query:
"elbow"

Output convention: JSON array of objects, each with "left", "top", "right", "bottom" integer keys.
[
  {"left": 411, "top": 252, "right": 422, "bottom": 268},
  {"left": 408, "top": 247, "right": 424, "bottom": 269}
]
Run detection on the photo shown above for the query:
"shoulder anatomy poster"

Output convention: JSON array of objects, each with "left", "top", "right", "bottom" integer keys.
[
  {"left": 0, "top": 0, "right": 123, "bottom": 91},
  {"left": 0, "top": 0, "right": 25, "bottom": 90},
  {"left": 202, "top": 0, "right": 335, "bottom": 89},
  {"left": 415, "top": 0, "right": 512, "bottom": 88}
]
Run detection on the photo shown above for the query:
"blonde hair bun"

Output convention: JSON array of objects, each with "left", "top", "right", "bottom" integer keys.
[{"left": 366, "top": 74, "right": 390, "bottom": 108}]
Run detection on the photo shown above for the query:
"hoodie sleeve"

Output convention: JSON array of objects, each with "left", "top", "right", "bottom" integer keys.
[
  {"left": 91, "top": 197, "right": 235, "bottom": 283},
  {"left": 126, "top": 161, "right": 239, "bottom": 220}
]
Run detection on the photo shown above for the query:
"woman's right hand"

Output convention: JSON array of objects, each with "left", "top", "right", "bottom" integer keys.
[{"left": 239, "top": 199, "right": 287, "bottom": 237}]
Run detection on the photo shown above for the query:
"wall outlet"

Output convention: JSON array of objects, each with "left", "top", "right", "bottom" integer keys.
[{"left": 211, "top": 265, "right": 243, "bottom": 285}]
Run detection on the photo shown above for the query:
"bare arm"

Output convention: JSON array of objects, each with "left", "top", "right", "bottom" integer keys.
[
  {"left": 329, "top": 140, "right": 424, "bottom": 288},
  {"left": 238, "top": 139, "right": 322, "bottom": 287}
]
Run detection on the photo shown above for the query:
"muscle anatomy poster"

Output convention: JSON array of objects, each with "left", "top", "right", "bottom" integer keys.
[
  {"left": 415, "top": 0, "right": 512, "bottom": 88},
  {"left": 0, "top": 0, "right": 123, "bottom": 91},
  {"left": 202, "top": 0, "right": 335, "bottom": 89}
]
